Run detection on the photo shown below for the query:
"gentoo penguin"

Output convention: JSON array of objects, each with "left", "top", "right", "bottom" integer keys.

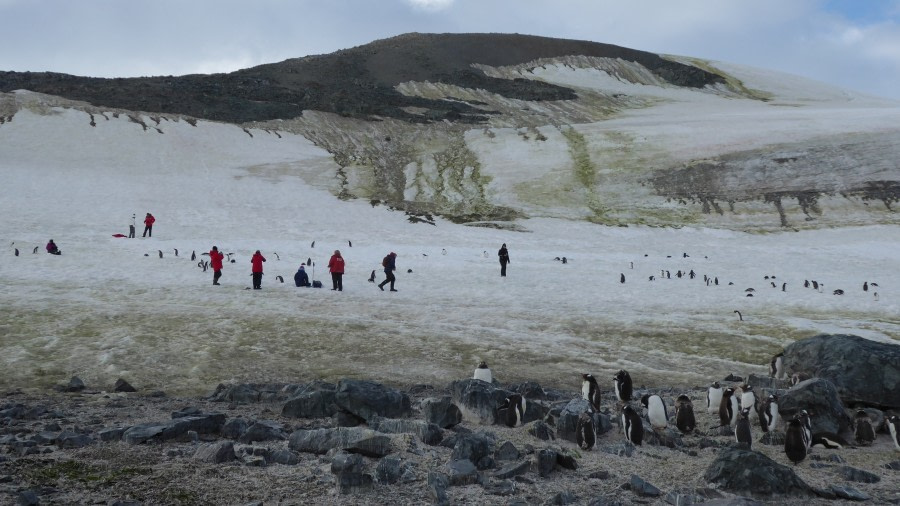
[
  {"left": 735, "top": 408, "right": 753, "bottom": 449},
  {"left": 306, "top": 257, "right": 312, "bottom": 266},
  {"left": 174, "top": 248, "right": 179, "bottom": 257},
  {"left": 887, "top": 415, "right": 900, "bottom": 451},
  {"left": 498, "top": 394, "right": 526, "bottom": 427},
  {"left": 191, "top": 250, "right": 196, "bottom": 261},
  {"left": 368, "top": 270, "right": 376, "bottom": 283},
  {"left": 791, "top": 372, "right": 811, "bottom": 386},
  {"left": 14, "top": 248, "right": 18, "bottom": 256},
  {"left": 833, "top": 289, "right": 844, "bottom": 295},
  {"left": 348, "top": 241, "right": 352, "bottom": 248},
  {"left": 620, "top": 273, "right": 625, "bottom": 283},
  {"left": 641, "top": 393, "right": 668, "bottom": 430},
  {"left": 473, "top": 361, "right": 492, "bottom": 383},
  {"left": 32, "top": 246, "right": 38, "bottom": 254},
  {"left": 275, "top": 275, "right": 284, "bottom": 283},
  {"left": 613, "top": 370, "right": 633, "bottom": 402},
  {"left": 581, "top": 373, "right": 601, "bottom": 412},
  {"left": 310, "top": 241, "right": 315, "bottom": 248},
  {"left": 784, "top": 418, "right": 808, "bottom": 464},
  {"left": 863, "top": 281, "right": 868, "bottom": 292},
  {"left": 719, "top": 387, "right": 739, "bottom": 427},
  {"left": 804, "top": 280, "right": 810, "bottom": 288},
  {"left": 621, "top": 405, "right": 643, "bottom": 445},
  {"left": 811, "top": 280, "right": 819, "bottom": 290},
  {"left": 273, "top": 252, "right": 280, "bottom": 260},
  {"left": 739, "top": 385, "right": 757, "bottom": 421},
  {"left": 759, "top": 394, "right": 780, "bottom": 433},
  {"left": 674, "top": 394, "right": 696, "bottom": 433},
  {"left": 797, "top": 410, "right": 812, "bottom": 450},
  {"left": 575, "top": 412, "right": 596, "bottom": 450},
  {"left": 707, "top": 382, "right": 723, "bottom": 415},
  {"left": 811, "top": 432, "right": 848, "bottom": 449},
  {"left": 769, "top": 352, "right": 785, "bottom": 379},
  {"left": 158, "top": 250, "right": 163, "bottom": 258},
  {"left": 734, "top": 310, "right": 743, "bottom": 321},
  {"left": 854, "top": 409, "right": 876, "bottom": 446}
]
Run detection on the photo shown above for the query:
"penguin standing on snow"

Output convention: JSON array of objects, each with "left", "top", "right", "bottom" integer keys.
[
  {"left": 887, "top": 415, "right": 900, "bottom": 451},
  {"left": 641, "top": 393, "right": 669, "bottom": 430},
  {"left": 707, "top": 382, "right": 723, "bottom": 415},
  {"left": 735, "top": 408, "right": 753, "bottom": 448},
  {"left": 621, "top": 405, "right": 643, "bottom": 445},
  {"left": 581, "top": 373, "right": 601, "bottom": 412},
  {"left": 770, "top": 352, "right": 785, "bottom": 379},
  {"left": 674, "top": 394, "right": 696, "bottom": 433},
  {"left": 759, "top": 394, "right": 780, "bottom": 433},
  {"left": 719, "top": 387, "right": 739, "bottom": 427},
  {"left": 473, "top": 361, "right": 492, "bottom": 383},
  {"left": 498, "top": 394, "right": 526, "bottom": 427},
  {"left": 854, "top": 409, "right": 876, "bottom": 446},
  {"left": 784, "top": 417, "right": 808, "bottom": 464},
  {"left": 575, "top": 412, "right": 596, "bottom": 450},
  {"left": 613, "top": 370, "right": 633, "bottom": 403},
  {"left": 368, "top": 270, "right": 376, "bottom": 283}
]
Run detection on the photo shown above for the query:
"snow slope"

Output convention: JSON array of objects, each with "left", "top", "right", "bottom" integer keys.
[{"left": 1, "top": 80, "right": 898, "bottom": 395}]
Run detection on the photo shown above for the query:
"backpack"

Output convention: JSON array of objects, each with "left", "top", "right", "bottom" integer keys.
[{"left": 382, "top": 256, "right": 389, "bottom": 268}]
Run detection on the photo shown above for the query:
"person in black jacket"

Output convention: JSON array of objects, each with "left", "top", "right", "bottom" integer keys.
[
  {"left": 378, "top": 252, "right": 398, "bottom": 291},
  {"left": 498, "top": 243, "right": 510, "bottom": 277}
]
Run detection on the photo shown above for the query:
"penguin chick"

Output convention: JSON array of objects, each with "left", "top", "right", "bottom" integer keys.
[{"left": 854, "top": 409, "right": 876, "bottom": 446}]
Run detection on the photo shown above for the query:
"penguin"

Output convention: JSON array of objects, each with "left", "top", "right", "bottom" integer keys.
[
  {"left": 714, "top": 277, "right": 718, "bottom": 285},
  {"left": 683, "top": 252, "right": 689, "bottom": 258},
  {"left": 735, "top": 408, "right": 752, "bottom": 449},
  {"left": 734, "top": 310, "right": 743, "bottom": 321},
  {"left": 666, "top": 270, "right": 671, "bottom": 279},
  {"left": 764, "top": 275, "right": 770, "bottom": 280},
  {"left": 275, "top": 275, "right": 284, "bottom": 283},
  {"left": 441, "top": 248, "right": 446, "bottom": 255},
  {"left": 782, "top": 283, "right": 787, "bottom": 292},
  {"left": 719, "top": 387, "right": 739, "bottom": 427},
  {"left": 33, "top": 246, "right": 38, "bottom": 254},
  {"left": 784, "top": 417, "right": 808, "bottom": 464},
  {"left": 648, "top": 276, "right": 655, "bottom": 281},
  {"left": 674, "top": 394, "right": 696, "bottom": 433},
  {"left": 273, "top": 252, "right": 280, "bottom": 260},
  {"left": 811, "top": 280, "right": 818, "bottom": 290},
  {"left": 706, "top": 381, "right": 723, "bottom": 415},
  {"left": 621, "top": 404, "right": 643, "bottom": 445},
  {"left": 863, "top": 281, "right": 868, "bottom": 292},
  {"left": 640, "top": 393, "right": 668, "bottom": 430},
  {"left": 158, "top": 250, "right": 163, "bottom": 258},
  {"left": 348, "top": 241, "right": 352, "bottom": 248},
  {"left": 581, "top": 373, "right": 601, "bottom": 412},
  {"left": 613, "top": 370, "right": 633, "bottom": 402},
  {"left": 310, "top": 241, "right": 315, "bottom": 248},
  {"left": 473, "top": 361, "right": 492, "bottom": 383},
  {"left": 759, "top": 394, "right": 780, "bottom": 433},
  {"left": 797, "top": 410, "right": 812, "bottom": 449},
  {"left": 561, "top": 257, "right": 567, "bottom": 264},
  {"left": 745, "top": 288, "right": 755, "bottom": 293},
  {"left": 498, "top": 394, "right": 526, "bottom": 427},
  {"left": 833, "top": 289, "right": 844, "bottom": 295},
  {"left": 191, "top": 250, "right": 196, "bottom": 261},
  {"left": 769, "top": 352, "right": 784, "bottom": 379},
  {"left": 630, "top": 261, "right": 633, "bottom": 269},
  {"left": 791, "top": 372, "right": 811, "bottom": 386},
  {"left": 804, "top": 280, "right": 810, "bottom": 288},
  {"left": 689, "top": 270, "right": 695, "bottom": 279},
  {"left": 202, "top": 261, "right": 208, "bottom": 272},
  {"left": 14, "top": 248, "right": 19, "bottom": 256},
  {"left": 368, "top": 270, "right": 376, "bottom": 283},
  {"left": 575, "top": 412, "right": 596, "bottom": 450},
  {"left": 811, "top": 432, "right": 848, "bottom": 449},
  {"left": 770, "top": 282, "right": 776, "bottom": 288},
  {"left": 307, "top": 257, "right": 312, "bottom": 267},
  {"left": 740, "top": 385, "right": 757, "bottom": 421},
  {"left": 854, "top": 409, "right": 876, "bottom": 446},
  {"left": 620, "top": 273, "right": 625, "bottom": 284},
  {"left": 887, "top": 415, "right": 900, "bottom": 451},
  {"left": 174, "top": 248, "right": 179, "bottom": 257}
]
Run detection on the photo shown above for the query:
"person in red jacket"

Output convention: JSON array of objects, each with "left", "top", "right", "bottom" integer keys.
[
  {"left": 142, "top": 213, "right": 156, "bottom": 237},
  {"left": 209, "top": 246, "right": 224, "bottom": 285},
  {"left": 250, "top": 250, "right": 266, "bottom": 289},
  {"left": 328, "top": 250, "right": 345, "bottom": 291}
]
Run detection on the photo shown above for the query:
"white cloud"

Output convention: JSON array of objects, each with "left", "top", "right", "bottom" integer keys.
[{"left": 404, "top": 0, "right": 455, "bottom": 12}]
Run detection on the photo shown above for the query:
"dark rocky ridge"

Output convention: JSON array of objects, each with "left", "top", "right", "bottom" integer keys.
[{"left": 0, "top": 32, "right": 723, "bottom": 124}]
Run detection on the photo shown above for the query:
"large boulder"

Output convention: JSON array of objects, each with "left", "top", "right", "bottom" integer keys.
[
  {"left": 449, "top": 379, "right": 510, "bottom": 425},
  {"left": 368, "top": 416, "right": 443, "bottom": 445},
  {"left": 288, "top": 427, "right": 393, "bottom": 457},
  {"left": 782, "top": 334, "right": 900, "bottom": 409},
  {"left": 704, "top": 446, "right": 812, "bottom": 498},
  {"left": 281, "top": 383, "right": 338, "bottom": 419},
  {"left": 420, "top": 397, "right": 463, "bottom": 428},
  {"left": 335, "top": 379, "right": 411, "bottom": 422},
  {"left": 779, "top": 378, "right": 852, "bottom": 434}
]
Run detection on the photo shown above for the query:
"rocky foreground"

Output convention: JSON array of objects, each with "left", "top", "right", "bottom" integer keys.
[{"left": 2, "top": 334, "right": 899, "bottom": 505}]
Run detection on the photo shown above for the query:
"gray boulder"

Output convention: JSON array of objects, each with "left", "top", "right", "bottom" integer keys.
[
  {"left": 421, "top": 397, "right": 463, "bottom": 428},
  {"left": 449, "top": 379, "right": 510, "bottom": 425},
  {"left": 779, "top": 378, "right": 851, "bottom": 434},
  {"left": 193, "top": 441, "right": 236, "bottom": 463},
  {"left": 368, "top": 416, "right": 443, "bottom": 445},
  {"left": 445, "top": 459, "right": 480, "bottom": 486},
  {"left": 555, "top": 398, "right": 594, "bottom": 444},
  {"left": 122, "top": 413, "right": 225, "bottom": 444},
  {"left": 375, "top": 454, "right": 417, "bottom": 484},
  {"left": 288, "top": 427, "right": 392, "bottom": 457},
  {"left": 449, "top": 431, "right": 496, "bottom": 469},
  {"left": 782, "top": 334, "right": 900, "bottom": 409},
  {"left": 331, "top": 451, "right": 373, "bottom": 494},
  {"left": 335, "top": 379, "right": 411, "bottom": 422},
  {"left": 239, "top": 420, "right": 287, "bottom": 443},
  {"left": 704, "top": 446, "right": 812, "bottom": 497},
  {"left": 281, "top": 387, "right": 338, "bottom": 419},
  {"left": 113, "top": 378, "right": 137, "bottom": 393}
]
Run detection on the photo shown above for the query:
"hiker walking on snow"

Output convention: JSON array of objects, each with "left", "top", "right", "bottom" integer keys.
[
  {"left": 210, "top": 246, "right": 224, "bottom": 285},
  {"left": 378, "top": 252, "right": 398, "bottom": 292},
  {"left": 142, "top": 213, "right": 155, "bottom": 237},
  {"left": 251, "top": 250, "right": 266, "bottom": 289},
  {"left": 498, "top": 243, "right": 510, "bottom": 277},
  {"left": 328, "top": 250, "right": 345, "bottom": 291}
]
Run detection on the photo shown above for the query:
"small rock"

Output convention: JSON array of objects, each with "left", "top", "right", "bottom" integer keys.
[
  {"left": 527, "top": 420, "right": 555, "bottom": 441},
  {"left": 492, "top": 460, "right": 531, "bottom": 480},
  {"left": 484, "top": 479, "right": 516, "bottom": 496},
  {"left": 588, "top": 470, "right": 610, "bottom": 480},
  {"left": 17, "top": 490, "right": 40, "bottom": 506},
  {"left": 445, "top": 459, "right": 479, "bottom": 486},
  {"left": 537, "top": 448, "right": 557, "bottom": 477},
  {"left": 64, "top": 376, "right": 85, "bottom": 392},
  {"left": 421, "top": 397, "right": 463, "bottom": 428},
  {"left": 836, "top": 465, "right": 880, "bottom": 483},
  {"left": 629, "top": 474, "right": 661, "bottom": 497},
  {"left": 427, "top": 471, "right": 450, "bottom": 506},
  {"left": 546, "top": 490, "right": 578, "bottom": 505},
  {"left": 494, "top": 440, "right": 520, "bottom": 461},
  {"left": 829, "top": 485, "right": 871, "bottom": 501},
  {"left": 193, "top": 441, "right": 235, "bottom": 464},
  {"left": 113, "top": 378, "right": 137, "bottom": 392}
]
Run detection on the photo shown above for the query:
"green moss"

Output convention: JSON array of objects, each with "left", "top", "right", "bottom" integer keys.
[{"left": 669, "top": 56, "right": 773, "bottom": 101}]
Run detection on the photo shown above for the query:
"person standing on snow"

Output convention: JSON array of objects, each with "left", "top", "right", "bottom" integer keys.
[
  {"left": 498, "top": 243, "right": 510, "bottom": 277},
  {"left": 209, "top": 246, "right": 224, "bottom": 285},
  {"left": 251, "top": 250, "right": 266, "bottom": 289},
  {"left": 142, "top": 213, "right": 155, "bottom": 237},
  {"left": 328, "top": 250, "right": 345, "bottom": 291},
  {"left": 378, "top": 252, "right": 398, "bottom": 292},
  {"left": 129, "top": 214, "right": 136, "bottom": 238}
]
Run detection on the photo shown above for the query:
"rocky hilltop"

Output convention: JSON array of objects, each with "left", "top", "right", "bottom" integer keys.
[{"left": 2, "top": 32, "right": 898, "bottom": 229}]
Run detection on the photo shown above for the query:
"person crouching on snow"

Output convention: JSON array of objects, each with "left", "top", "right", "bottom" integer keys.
[
  {"left": 294, "top": 264, "right": 310, "bottom": 287},
  {"left": 46, "top": 239, "right": 61, "bottom": 255}
]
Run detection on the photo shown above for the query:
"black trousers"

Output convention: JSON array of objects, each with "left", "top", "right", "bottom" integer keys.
[
  {"left": 500, "top": 260, "right": 508, "bottom": 276},
  {"left": 331, "top": 272, "right": 343, "bottom": 291},
  {"left": 213, "top": 269, "right": 222, "bottom": 285},
  {"left": 252, "top": 272, "right": 262, "bottom": 289},
  {"left": 143, "top": 225, "right": 152, "bottom": 237},
  {"left": 379, "top": 270, "right": 395, "bottom": 290}
]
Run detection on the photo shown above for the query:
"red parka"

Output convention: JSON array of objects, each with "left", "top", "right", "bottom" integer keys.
[
  {"left": 209, "top": 249, "right": 224, "bottom": 270},
  {"left": 251, "top": 252, "right": 266, "bottom": 273},
  {"left": 328, "top": 252, "right": 345, "bottom": 274},
  {"left": 144, "top": 214, "right": 155, "bottom": 227}
]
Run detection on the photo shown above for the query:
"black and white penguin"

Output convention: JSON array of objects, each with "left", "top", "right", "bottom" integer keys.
[
  {"left": 769, "top": 352, "right": 785, "bottom": 379},
  {"left": 158, "top": 250, "right": 163, "bottom": 258},
  {"left": 863, "top": 281, "right": 868, "bottom": 292},
  {"left": 689, "top": 270, "right": 695, "bottom": 279},
  {"left": 191, "top": 250, "right": 196, "bottom": 261},
  {"left": 348, "top": 241, "right": 352, "bottom": 248},
  {"left": 575, "top": 412, "right": 596, "bottom": 450},
  {"left": 833, "top": 289, "right": 844, "bottom": 295},
  {"left": 782, "top": 282, "right": 787, "bottom": 292},
  {"left": 473, "top": 361, "right": 492, "bottom": 383},
  {"left": 719, "top": 387, "right": 739, "bottom": 427},
  {"left": 735, "top": 408, "right": 753, "bottom": 449},
  {"left": 621, "top": 405, "right": 643, "bottom": 445},
  {"left": 854, "top": 409, "right": 876, "bottom": 446},
  {"left": 797, "top": 410, "right": 812, "bottom": 449},
  {"left": 620, "top": 273, "right": 625, "bottom": 284},
  {"left": 811, "top": 280, "right": 819, "bottom": 290},
  {"left": 368, "top": 270, "right": 376, "bottom": 283},
  {"left": 804, "top": 280, "right": 810, "bottom": 288},
  {"left": 707, "top": 382, "right": 723, "bottom": 415},
  {"left": 32, "top": 246, "right": 38, "bottom": 254},
  {"left": 887, "top": 415, "right": 900, "bottom": 451},
  {"left": 581, "top": 373, "right": 601, "bottom": 412},
  {"left": 811, "top": 432, "right": 848, "bottom": 449},
  {"left": 641, "top": 393, "right": 668, "bottom": 430},
  {"left": 791, "top": 372, "right": 812, "bottom": 386},
  {"left": 174, "top": 248, "right": 179, "bottom": 257},
  {"left": 674, "top": 394, "right": 696, "bottom": 433},
  {"left": 14, "top": 248, "right": 18, "bottom": 256},
  {"left": 273, "top": 252, "right": 280, "bottom": 260},
  {"left": 498, "top": 394, "right": 526, "bottom": 427},
  {"left": 784, "top": 418, "right": 808, "bottom": 464},
  {"left": 613, "top": 370, "right": 633, "bottom": 402},
  {"left": 734, "top": 310, "right": 743, "bottom": 321},
  {"left": 275, "top": 275, "right": 284, "bottom": 283},
  {"left": 310, "top": 240, "right": 315, "bottom": 248},
  {"left": 739, "top": 385, "right": 757, "bottom": 421},
  {"left": 306, "top": 257, "right": 312, "bottom": 267},
  {"left": 759, "top": 394, "right": 780, "bottom": 433}
]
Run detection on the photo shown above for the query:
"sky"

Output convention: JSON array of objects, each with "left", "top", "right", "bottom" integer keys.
[{"left": 1, "top": 0, "right": 900, "bottom": 100}]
